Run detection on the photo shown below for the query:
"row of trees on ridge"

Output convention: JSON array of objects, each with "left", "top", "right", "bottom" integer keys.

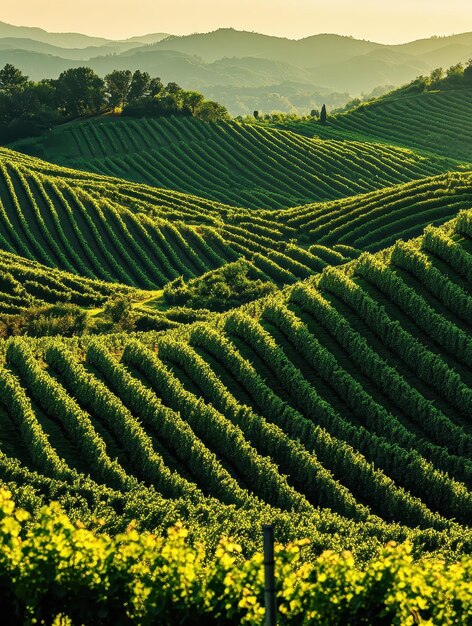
[{"left": 0, "top": 64, "right": 229, "bottom": 141}]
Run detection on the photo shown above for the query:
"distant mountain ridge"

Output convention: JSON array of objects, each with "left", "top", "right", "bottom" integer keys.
[
  {"left": 148, "top": 29, "right": 381, "bottom": 65},
  {"left": 0, "top": 20, "right": 113, "bottom": 48},
  {"left": 0, "top": 20, "right": 169, "bottom": 48},
  {"left": 1, "top": 21, "right": 472, "bottom": 114},
  {"left": 0, "top": 37, "right": 150, "bottom": 59}
]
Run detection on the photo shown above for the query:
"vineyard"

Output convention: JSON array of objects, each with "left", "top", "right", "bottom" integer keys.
[
  {"left": 0, "top": 79, "right": 471, "bottom": 623},
  {"left": 0, "top": 149, "right": 471, "bottom": 299},
  {"left": 275, "top": 88, "right": 472, "bottom": 162},
  {"left": 275, "top": 170, "right": 472, "bottom": 251},
  {"left": 12, "top": 115, "right": 460, "bottom": 209},
  {"left": 0, "top": 204, "right": 470, "bottom": 619}
]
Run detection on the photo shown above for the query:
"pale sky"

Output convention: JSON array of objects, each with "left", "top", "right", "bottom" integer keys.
[{"left": 2, "top": 0, "right": 472, "bottom": 43}]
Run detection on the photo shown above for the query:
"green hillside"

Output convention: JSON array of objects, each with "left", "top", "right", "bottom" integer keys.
[
  {"left": 0, "top": 148, "right": 324, "bottom": 292},
  {"left": 277, "top": 88, "right": 472, "bottom": 162},
  {"left": 276, "top": 170, "right": 472, "bottom": 251},
  {"left": 0, "top": 248, "right": 138, "bottom": 315},
  {"left": 12, "top": 115, "right": 460, "bottom": 209},
  {"left": 0, "top": 205, "right": 472, "bottom": 621},
  {"left": 0, "top": 148, "right": 238, "bottom": 288},
  {"left": 332, "top": 89, "right": 472, "bottom": 161},
  {"left": 1, "top": 148, "right": 472, "bottom": 300},
  {"left": 0, "top": 144, "right": 471, "bottom": 527},
  {"left": 1, "top": 69, "right": 472, "bottom": 620},
  {"left": 1, "top": 210, "right": 472, "bottom": 551}
]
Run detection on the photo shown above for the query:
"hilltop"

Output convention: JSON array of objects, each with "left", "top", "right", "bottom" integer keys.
[
  {"left": 0, "top": 20, "right": 169, "bottom": 49},
  {"left": 329, "top": 71, "right": 472, "bottom": 160}
]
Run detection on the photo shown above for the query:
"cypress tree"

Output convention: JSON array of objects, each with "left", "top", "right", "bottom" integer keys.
[{"left": 320, "top": 104, "right": 327, "bottom": 125}]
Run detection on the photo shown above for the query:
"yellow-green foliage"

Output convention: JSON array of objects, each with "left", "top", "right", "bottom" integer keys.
[{"left": 0, "top": 488, "right": 470, "bottom": 625}]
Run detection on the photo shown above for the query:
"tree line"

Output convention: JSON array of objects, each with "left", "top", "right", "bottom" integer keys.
[{"left": 0, "top": 64, "right": 229, "bottom": 142}]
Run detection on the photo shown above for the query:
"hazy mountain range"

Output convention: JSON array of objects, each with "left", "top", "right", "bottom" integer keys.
[{"left": 1, "top": 20, "right": 472, "bottom": 115}]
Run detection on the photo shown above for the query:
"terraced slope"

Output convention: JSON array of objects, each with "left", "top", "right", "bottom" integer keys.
[
  {"left": 275, "top": 170, "right": 472, "bottom": 251},
  {"left": 0, "top": 149, "right": 241, "bottom": 289},
  {"left": 0, "top": 249, "right": 140, "bottom": 315},
  {"left": 12, "top": 116, "right": 458, "bottom": 209},
  {"left": 275, "top": 89, "right": 472, "bottom": 163},
  {"left": 0, "top": 149, "right": 351, "bottom": 292},
  {"left": 2, "top": 149, "right": 472, "bottom": 297},
  {"left": 0, "top": 209, "right": 471, "bottom": 567}
]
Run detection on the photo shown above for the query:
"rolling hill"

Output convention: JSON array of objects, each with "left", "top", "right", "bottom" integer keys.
[
  {"left": 0, "top": 37, "right": 157, "bottom": 59},
  {"left": 12, "top": 116, "right": 462, "bottom": 209},
  {"left": 124, "top": 29, "right": 472, "bottom": 93},
  {"left": 0, "top": 20, "right": 113, "bottom": 48},
  {"left": 0, "top": 148, "right": 239, "bottom": 288},
  {"left": 0, "top": 247, "right": 138, "bottom": 316},
  {"left": 1, "top": 146, "right": 471, "bottom": 300},
  {"left": 276, "top": 170, "right": 472, "bottom": 251},
  {"left": 0, "top": 206, "right": 471, "bottom": 549},
  {"left": 1, "top": 64, "right": 472, "bottom": 620},
  {"left": 0, "top": 19, "right": 169, "bottom": 50},
  {"left": 0, "top": 142, "right": 471, "bottom": 534},
  {"left": 332, "top": 88, "right": 472, "bottom": 161},
  {"left": 276, "top": 86, "right": 472, "bottom": 162},
  {"left": 0, "top": 174, "right": 471, "bottom": 619}
]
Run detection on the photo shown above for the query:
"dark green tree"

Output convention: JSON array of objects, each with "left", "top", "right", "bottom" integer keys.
[
  {"left": 127, "top": 70, "right": 151, "bottom": 103},
  {"left": 445, "top": 62, "right": 464, "bottom": 87},
  {"left": 195, "top": 100, "right": 230, "bottom": 122},
  {"left": 320, "top": 104, "right": 327, "bottom": 124},
  {"left": 0, "top": 64, "right": 28, "bottom": 93},
  {"left": 164, "top": 82, "right": 183, "bottom": 109},
  {"left": 465, "top": 59, "right": 472, "bottom": 84},
  {"left": 0, "top": 75, "right": 60, "bottom": 141},
  {"left": 105, "top": 70, "right": 133, "bottom": 109},
  {"left": 11, "top": 81, "right": 57, "bottom": 118},
  {"left": 166, "top": 81, "right": 181, "bottom": 95},
  {"left": 148, "top": 77, "right": 164, "bottom": 97},
  {"left": 155, "top": 93, "right": 183, "bottom": 114},
  {"left": 56, "top": 67, "right": 106, "bottom": 117},
  {"left": 429, "top": 67, "right": 444, "bottom": 84},
  {"left": 181, "top": 90, "right": 204, "bottom": 115}
]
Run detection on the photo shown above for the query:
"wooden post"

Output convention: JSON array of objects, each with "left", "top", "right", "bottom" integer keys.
[{"left": 263, "top": 524, "right": 277, "bottom": 626}]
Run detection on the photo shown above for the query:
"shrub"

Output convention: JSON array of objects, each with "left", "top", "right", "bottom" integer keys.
[{"left": 163, "top": 260, "right": 276, "bottom": 311}]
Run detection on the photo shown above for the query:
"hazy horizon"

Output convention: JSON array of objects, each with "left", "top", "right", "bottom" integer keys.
[{"left": 2, "top": 0, "right": 472, "bottom": 44}]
